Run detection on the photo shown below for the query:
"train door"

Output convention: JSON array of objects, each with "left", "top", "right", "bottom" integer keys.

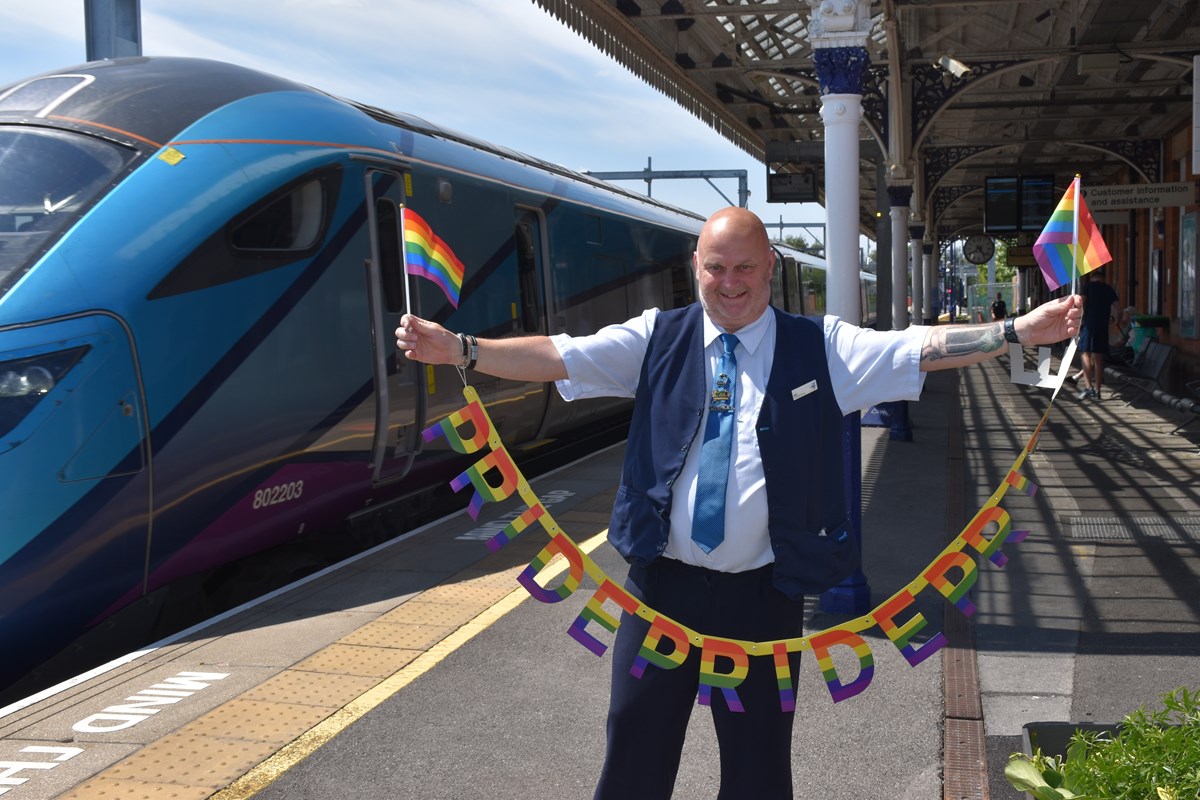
[
  {"left": 364, "top": 167, "right": 424, "bottom": 484},
  {"left": 770, "top": 247, "right": 787, "bottom": 310}
]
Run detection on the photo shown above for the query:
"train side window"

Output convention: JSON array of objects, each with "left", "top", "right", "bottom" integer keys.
[
  {"left": 784, "top": 256, "right": 802, "bottom": 313},
  {"left": 231, "top": 179, "right": 324, "bottom": 251},
  {"left": 148, "top": 168, "right": 340, "bottom": 299},
  {"left": 515, "top": 219, "right": 542, "bottom": 333},
  {"left": 376, "top": 199, "right": 406, "bottom": 313},
  {"left": 584, "top": 214, "right": 602, "bottom": 245}
]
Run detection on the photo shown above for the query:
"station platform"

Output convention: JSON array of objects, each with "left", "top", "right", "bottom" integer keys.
[{"left": 0, "top": 351, "right": 1196, "bottom": 800}]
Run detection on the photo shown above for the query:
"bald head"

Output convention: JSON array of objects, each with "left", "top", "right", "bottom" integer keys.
[{"left": 698, "top": 207, "right": 772, "bottom": 254}]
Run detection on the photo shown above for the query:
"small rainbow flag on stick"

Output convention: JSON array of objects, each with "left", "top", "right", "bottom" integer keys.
[
  {"left": 1032, "top": 175, "right": 1112, "bottom": 291},
  {"left": 402, "top": 208, "right": 466, "bottom": 308}
]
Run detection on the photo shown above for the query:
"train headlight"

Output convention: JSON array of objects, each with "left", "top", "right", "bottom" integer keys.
[
  {"left": 0, "top": 346, "right": 89, "bottom": 439},
  {"left": 0, "top": 365, "right": 54, "bottom": 397}
]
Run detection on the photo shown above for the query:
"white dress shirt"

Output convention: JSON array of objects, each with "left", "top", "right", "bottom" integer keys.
[{"left": 551, "top": 307, "right": 929, "bottom": 573}]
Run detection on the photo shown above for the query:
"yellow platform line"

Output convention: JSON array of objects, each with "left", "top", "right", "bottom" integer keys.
[{"left": 210, "top": 528, "right": 610, "bottom": 800}]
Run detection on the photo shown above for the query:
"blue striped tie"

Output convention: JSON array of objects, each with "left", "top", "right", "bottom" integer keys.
[{"left": 692, "top": 333, "right": 739, "bottom": 554}]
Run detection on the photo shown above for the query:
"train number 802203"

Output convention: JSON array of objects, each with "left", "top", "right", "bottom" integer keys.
[{"left": 252, "top": 480, "right": 304, "bottom": 509}]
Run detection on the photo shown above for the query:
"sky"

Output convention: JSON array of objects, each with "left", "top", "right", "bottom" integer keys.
[{"left": 0, "top": 0, "right": 829, "bottom": 238}]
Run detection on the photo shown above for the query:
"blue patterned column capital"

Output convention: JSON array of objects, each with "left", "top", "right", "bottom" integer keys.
[
  {"left": 812, "top": 46, "right": 871, "bottom": 96},
  {"left": 807, "top": 0, "right": 872, "bottom": 95}
]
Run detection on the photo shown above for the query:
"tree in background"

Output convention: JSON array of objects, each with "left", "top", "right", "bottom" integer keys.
[
  {"left": 784, "top": 234, "right": 818, "bottom": 254},
  {"left": 984, "top": 239, "right": 1018, "bottom": 287}
]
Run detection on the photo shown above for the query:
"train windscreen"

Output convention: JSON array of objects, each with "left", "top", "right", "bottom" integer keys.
[{"left": 0, "top": 127, "right": 135, "bottom": 296}]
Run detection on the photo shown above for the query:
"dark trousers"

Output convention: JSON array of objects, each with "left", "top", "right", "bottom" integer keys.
[{"left": 594, "top": 558, "right": 806, "bottom": 800}]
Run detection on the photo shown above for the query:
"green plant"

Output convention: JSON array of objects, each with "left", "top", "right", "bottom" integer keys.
[{"left": 1005, "top": 687, "right": 1200, "bottom": 800}]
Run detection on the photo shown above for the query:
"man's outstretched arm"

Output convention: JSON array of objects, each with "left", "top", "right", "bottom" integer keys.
[
  {"left": 920, "top": 294, "right": 1082, "bottom": 372},
  {"left": 395, "top": 314, "right": 568, "bottom": 382}
]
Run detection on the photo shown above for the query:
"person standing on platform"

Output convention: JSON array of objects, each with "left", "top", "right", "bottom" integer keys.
[
  {"left": 1075, "top": 270, "right": 1119, "bottom": 401},
  {"left": 991, "top": 291, "right": 1008, "bottom": 321},
  {"left": 395, "top": 207, "right": 1081, "bottom": 800}
]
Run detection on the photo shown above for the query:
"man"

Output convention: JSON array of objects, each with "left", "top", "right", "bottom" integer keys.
[
  {"left": 395, "top": 207, "right": 1080, "bottom": 799},
  {"left": 1075, "top": 270, "right": 1119, "bottom": 400},
  {"left": 991, "top": 291, "right": 1008, "bottom": 321}
]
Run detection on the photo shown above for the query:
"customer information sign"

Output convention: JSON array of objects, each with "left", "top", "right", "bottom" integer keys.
[{"left": 1081, "top": 182, "right": 1196, "bottom": 210}]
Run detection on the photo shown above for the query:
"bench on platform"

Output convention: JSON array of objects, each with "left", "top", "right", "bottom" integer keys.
[
  {"left": 1108, "top": 340, "right": 1174, "bottom": 406},
  {"left": 1106, "top": 334, "right": 1146, "bottom": 369},
  {"left": 1170, "top": 379, "right": 1200, "bottom": 435}
]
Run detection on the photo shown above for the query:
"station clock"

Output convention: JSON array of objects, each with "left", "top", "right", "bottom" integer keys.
[{"left": 963, "top": 234, "right": 995, "bottom": 264}]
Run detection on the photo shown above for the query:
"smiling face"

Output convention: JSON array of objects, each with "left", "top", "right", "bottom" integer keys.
[{"left": 693, "top": 207, "right": 775, "bottom": 332}]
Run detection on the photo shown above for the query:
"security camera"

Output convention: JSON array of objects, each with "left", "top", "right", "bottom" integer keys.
[{"left": 938, "top": 55, "right": 972, "bottom": 79}]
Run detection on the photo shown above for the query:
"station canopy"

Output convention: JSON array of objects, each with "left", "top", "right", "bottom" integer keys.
[{"left": 532, "top": 0, "right": 1200, "bottom": 240}]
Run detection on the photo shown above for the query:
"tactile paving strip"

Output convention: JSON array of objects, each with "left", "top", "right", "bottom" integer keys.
[
  {"left": 292, "top": 643, "right": 421, "bottom": 677},
  {"left": 241, "top": 669, "right": 376, "bottom": 707},
  {"left": 100, "top": 731, "right": 279, "bottom": 787},
  {"left": 1064, "top": 515, "right": 1200, "bottom": 543},
  {"left": 184, "top": 698, "right": 334, "bottom": 744},
  {"left": 378, "top": 598, "right": 487, "bottom": 627},
  {"left": 57, "top": 776, "right": 215, "bottom": 800},
  {"left": 338, "top": 620, "right": 451, "bottom": 649},
  {"left": 419, "top": 576, "right": 521, "bottom": 604}
]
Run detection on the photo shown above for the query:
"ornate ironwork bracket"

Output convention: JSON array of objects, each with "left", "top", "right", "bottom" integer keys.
[
  {"left": 923, "top": 144, "right": 994, "bottom": 196},
  {"left": 911, "top": 60, "right": 1014, "bottom": 141},
  {"left": 1083, "top": 139, "right": 1162, "bottom": 183},
  {"left": 932, "top": 184, "right": 981, "bottom": 232}
]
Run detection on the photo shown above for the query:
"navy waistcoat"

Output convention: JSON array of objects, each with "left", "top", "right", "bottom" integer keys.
[{"left": 608, "top": 303, "right": 854, "bottom": 598}]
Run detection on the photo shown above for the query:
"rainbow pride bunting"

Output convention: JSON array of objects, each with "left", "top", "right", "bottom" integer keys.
[
  {"left": 1032, "top": 176, "right": 1112, "bottom": 291},
  {"left": 403, "top": 208, "right": 466, "bottom": 307},
  {"left": 424, "top": 385, "right": 1061, "bottom": 709}
]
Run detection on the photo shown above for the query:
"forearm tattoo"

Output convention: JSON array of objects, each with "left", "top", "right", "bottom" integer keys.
[{"left": 921, "top": 323, "right": 1006, "bottom": 363}]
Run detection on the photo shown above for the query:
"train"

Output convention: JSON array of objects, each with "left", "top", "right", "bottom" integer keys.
[
  {"left": 769, "top": 242, "right": 878, "bottom": 328},
  {"left": 0, "top": 57, "right": 876, "bottom": 702}
]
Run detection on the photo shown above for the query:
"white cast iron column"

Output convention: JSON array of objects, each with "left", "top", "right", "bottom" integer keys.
[{"left": 807, "top": 0, "right": 873, "bottom": 614}]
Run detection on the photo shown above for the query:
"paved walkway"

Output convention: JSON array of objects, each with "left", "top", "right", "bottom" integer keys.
[{"left": 956, "top": 351, "right": 1200, "bottom": 798}]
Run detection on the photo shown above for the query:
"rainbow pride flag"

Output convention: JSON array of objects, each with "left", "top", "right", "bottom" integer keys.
[
  {"left": 403, "top": 208, "right": 466, "bottom": 307},
  {"left": 1032, "top": 176, "right": 1112, "bottom": 291}
]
